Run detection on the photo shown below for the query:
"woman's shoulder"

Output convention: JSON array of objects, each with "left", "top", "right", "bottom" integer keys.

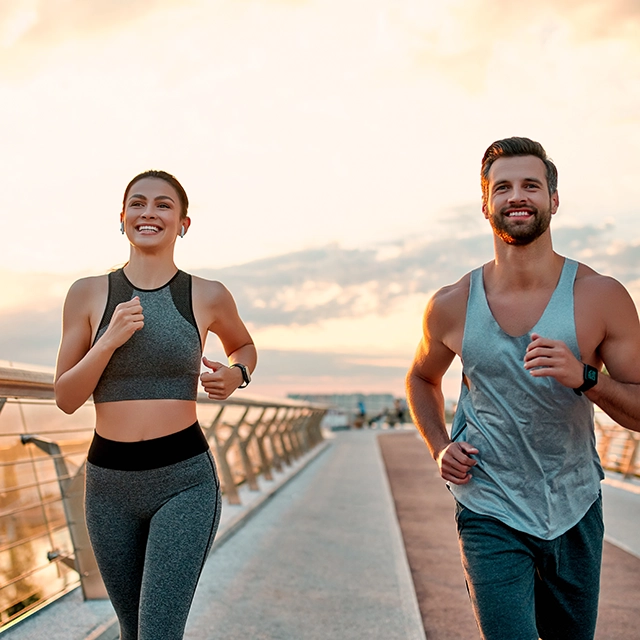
[
  {"left": 190, "top": 275, "right": 238, "bottom": 312},
  {"left": 190, "top": 274, "right": 230, "bottom": 296},
  {"left": 65, "top": 273, "right": 109, "bottom": 307}
]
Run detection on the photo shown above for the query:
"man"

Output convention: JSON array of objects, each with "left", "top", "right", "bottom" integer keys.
[{"left": 406, "top": 137, "right": 640, "bottom": 640}]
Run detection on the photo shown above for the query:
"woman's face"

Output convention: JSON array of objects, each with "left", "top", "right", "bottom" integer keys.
[{"left": 121, "top": 177, "right": 189, "bottom": 246}]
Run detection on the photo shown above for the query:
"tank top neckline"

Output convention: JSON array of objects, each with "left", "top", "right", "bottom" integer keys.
[
  {"left": 120, "top": 268, "right": 181, "bottom": 292},
  {"left": 477, "top": 257, "right": 573, "bottom": 339}
]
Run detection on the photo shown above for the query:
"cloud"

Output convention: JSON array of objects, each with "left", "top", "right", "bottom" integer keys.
[
  {"left": 2, "top": 222, "right": 640, "bottom": 375},
  {"left": 195, "top": 223, "right": 639, "bottom": 328}
]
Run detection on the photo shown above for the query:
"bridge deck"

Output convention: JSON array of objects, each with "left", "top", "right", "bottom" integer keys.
[
  {"left": 6, "top": 429, "right": 639, "bottom": 639},
  {"left": 184, "top": 429, "right": 425, "bottom": 639}
]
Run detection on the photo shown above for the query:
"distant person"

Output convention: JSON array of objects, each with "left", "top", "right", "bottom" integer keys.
[
  {"left": 406, "top": 138, "right": 640, "bottom": 639},
  {"left": 393, "top": 398, "right": 404, "bottom": 424},
  {"left": 55, "top": 170, "right": 256, "bottom": 640}
]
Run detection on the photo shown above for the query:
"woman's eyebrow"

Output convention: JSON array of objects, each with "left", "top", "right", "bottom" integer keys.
[{"left": 127, "top": 193, "right": 176, "bottom": 202}]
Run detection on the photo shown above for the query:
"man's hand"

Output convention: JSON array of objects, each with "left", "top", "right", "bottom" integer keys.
[
  {"left": 436, "top": 442, "right": 479, "bottom": 484},
  {"left": 200, "top": 356, "right": 244, "bottom": 400},
  {"left": 524, "top": 333, "right": 584, "bottom": 389}
]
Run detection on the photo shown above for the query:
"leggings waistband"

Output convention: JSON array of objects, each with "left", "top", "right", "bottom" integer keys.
[{"left": 87, "top": 421, "right": 209, "bottom": 471}]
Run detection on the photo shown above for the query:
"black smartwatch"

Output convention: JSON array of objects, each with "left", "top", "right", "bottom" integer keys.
[
  {"left": 573, "top": 364, "right": 598, "bottom": 396},
  {"left": 230, "top": 363, "right": 251, "bottom": 388}
]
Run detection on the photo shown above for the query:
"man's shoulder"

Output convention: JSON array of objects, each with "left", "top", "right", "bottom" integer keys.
[
  {"left": 574, "top": 261, "right": 630, "bottom": 298},
  {"left": 430, "top": 272, "right": 472, "bottom": 309},
  {"left": 424, "top": 272, "right": 473, "bottom": 331}
]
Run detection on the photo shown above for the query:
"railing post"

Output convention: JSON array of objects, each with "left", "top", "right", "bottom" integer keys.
[
  {"left": 290, "top": 409, "right": 308, "bottom": 459},
  {"left": 267, "top": 408, "right": 287, "bottom": 473},
  {"left": 254, "top": 408, "right": 280, "bottom": 481},
  {"left": 276, "top": 408, "right": 295, "bottom": 467},
  {"left": 236, "top": 408, "right": 266, "bottom": 491},
  {"left": 20, "top": 435, "right": 107, "bottom": 600},
  {"left": 203, "top": 406, "right": 243, "bottom": 506},
  {"left": 622, "top": 433, "right": 640, "bottom": 479}
]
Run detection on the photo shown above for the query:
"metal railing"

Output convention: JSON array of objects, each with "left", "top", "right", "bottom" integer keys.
[
  {"left": 0, "top": 365, "right": 327, "bottom": 630},
  {"left": 595, "top": 414, "right": 640, "bottom": 479}
]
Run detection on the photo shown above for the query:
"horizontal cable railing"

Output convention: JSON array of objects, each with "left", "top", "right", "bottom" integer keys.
[
  {"left": 595, "top": 413, "right": 640, "bottom": 478},
  {"left": 0, "top": 365, "right": 327, "bottom": 630}
]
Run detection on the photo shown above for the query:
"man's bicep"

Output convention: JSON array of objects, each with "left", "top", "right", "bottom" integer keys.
[
  {"left": 599, "top": 287, "right": 640, "bottom": 383},
  {"left": 410, "top": 333, "right": 456, "bottom": 385},
  {"left": 411, "top": 291, "right": 461, "bottom": 382}
]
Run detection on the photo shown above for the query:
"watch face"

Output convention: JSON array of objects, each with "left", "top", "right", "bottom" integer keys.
[{"left": 586, "top": 367, "right": 598, "bottom": 383}]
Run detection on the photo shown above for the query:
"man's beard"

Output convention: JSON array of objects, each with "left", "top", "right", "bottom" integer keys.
[{"left": 488, "top": 206, "right": 552, "bottom": 246}]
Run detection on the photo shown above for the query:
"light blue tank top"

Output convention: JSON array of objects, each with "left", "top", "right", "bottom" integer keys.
[{"left": 450, "top": 258, "right": 603, "bottom": 540}]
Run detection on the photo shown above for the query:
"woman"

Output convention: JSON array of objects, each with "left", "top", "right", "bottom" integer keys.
[{"left": 55, "top": 170, "right": 256, "bottom": 640}]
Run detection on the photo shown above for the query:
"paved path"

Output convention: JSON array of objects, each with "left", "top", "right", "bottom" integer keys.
[
  {"left": 379, "top": 431, "right": 640, "bottom": 640},
  {"left": 9, "top": 429, "right": 637, "bottom": 639},
  {"left": 185, "top": 430, "right": 425, "bottom": 640}
]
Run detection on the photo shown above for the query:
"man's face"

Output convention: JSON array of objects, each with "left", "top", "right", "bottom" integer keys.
[{"left": 482, "top": 155, "right": 559, "bottom": 246}]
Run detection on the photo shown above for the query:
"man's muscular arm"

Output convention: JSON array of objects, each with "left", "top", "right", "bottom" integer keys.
[
  {"left": 406, "top": 283, "right": 479, "bottom": 484},
  {"left": 524, "top": 275, "right": 640, "bottom": 432}
]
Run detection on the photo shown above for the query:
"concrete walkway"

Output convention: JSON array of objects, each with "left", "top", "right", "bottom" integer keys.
[{"left": 184, "top": 430, "right": 425, "bottom": 640}]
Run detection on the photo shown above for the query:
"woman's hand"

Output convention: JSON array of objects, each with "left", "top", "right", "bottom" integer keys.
[
  {"left": 99, "top": 297, "right": 144, "bottom": 350},
  {"left": 200, "top": 356, "right": 245, "bottom": 400}
]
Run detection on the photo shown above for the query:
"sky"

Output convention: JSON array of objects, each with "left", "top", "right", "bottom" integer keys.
[{"left": 1, "top": 0, "right": 639, "bottom": 400}]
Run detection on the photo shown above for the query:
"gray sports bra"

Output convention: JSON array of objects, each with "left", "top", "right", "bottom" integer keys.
[{"left": 92, "top": 268, "right": 202, "bottom": 403}]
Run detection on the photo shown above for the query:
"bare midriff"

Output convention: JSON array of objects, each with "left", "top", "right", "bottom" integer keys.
[{"left": 95, "top": 400, "right": 198, "bottom": 442}]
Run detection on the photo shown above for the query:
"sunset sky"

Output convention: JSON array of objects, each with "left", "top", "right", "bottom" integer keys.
[{"left": 1, "top": 0, "right": 639, "bottom": 399}]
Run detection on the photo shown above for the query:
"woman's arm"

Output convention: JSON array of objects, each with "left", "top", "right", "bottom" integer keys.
[
  {"left": 54, "top": 277, "right": 144, "bottom": 413},
  {"left": 195, "top": 278, "right": 257, "bottom": 400}
]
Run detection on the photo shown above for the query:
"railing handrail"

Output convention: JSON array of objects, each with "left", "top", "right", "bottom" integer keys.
[
  {"left": 0, "top": 366, "right": 55, "bottom": 400},
  {"left": 0, "top": 365, "right": 328, "bottom": 410}
]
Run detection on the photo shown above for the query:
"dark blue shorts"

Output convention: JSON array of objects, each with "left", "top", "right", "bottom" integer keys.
[{"left": 455, "top": 495, "right": 604, "bottom": 640}]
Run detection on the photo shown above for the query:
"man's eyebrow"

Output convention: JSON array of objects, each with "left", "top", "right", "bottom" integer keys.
[{"left": 492, "top": 177, "right": 544, "bottom": 187}]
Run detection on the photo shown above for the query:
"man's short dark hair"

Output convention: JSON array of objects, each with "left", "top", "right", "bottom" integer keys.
[{"left": 481, "top": 137, "right": 558, "bottom": 202}]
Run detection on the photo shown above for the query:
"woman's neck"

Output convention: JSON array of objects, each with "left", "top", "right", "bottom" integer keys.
[{"left": 123, "top": 250, "right": 179, "bottom": 289}]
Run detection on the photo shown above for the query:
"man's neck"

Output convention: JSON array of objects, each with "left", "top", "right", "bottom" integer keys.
[{"left": 485, "top": 232, "right": 564, "bottom": 292}]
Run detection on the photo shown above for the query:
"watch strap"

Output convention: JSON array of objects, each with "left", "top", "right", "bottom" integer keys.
[
  {"left": 573, "top": 364, "right": 598, "bottom": 396},
  {"left": 230, "top": 363, "right": 251, "bottom": 388}
]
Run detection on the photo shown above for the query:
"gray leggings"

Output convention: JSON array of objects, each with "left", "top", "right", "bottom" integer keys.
[{"left": 85, "top": 451, "right": 221, "bottom": 640}]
